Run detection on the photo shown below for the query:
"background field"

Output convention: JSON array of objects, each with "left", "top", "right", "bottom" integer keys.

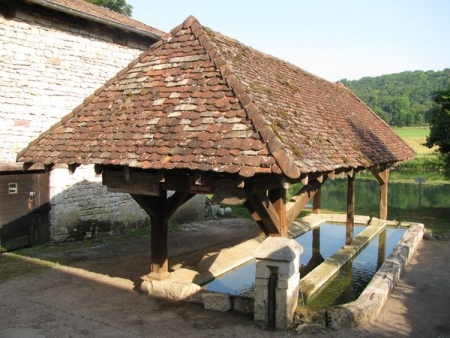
[{"left": 392, "top": 126, "right": 435, "bottom": 156}]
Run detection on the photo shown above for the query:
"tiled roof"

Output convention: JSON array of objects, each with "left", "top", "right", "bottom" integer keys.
[
  {"left": 28, "top": 0, "right": 166, "bottom": 38},
  {"left": 17, "top": 16, "right": 415, "bottom": 179}
]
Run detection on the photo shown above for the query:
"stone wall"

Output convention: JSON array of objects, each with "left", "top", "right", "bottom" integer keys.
[
  {"left": 49, "top": 166, "right": 150, "bottom": 241},
  {"left": 0, "top": 6, "right": 150, "bottom": 163},
  {"left": 0, "top": 4, "right": 203, "bottom": 240}
]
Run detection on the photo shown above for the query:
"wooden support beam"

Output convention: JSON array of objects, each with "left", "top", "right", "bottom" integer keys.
[
  {"left": 371, "top": 167, "right": 390, "bottom": 220},
  {"left": 244, "top": 175, "right": 283, "bottom": 195},
  {"left": 269, "top": 187, "right": 287, "bottom": 237},
  {"left": 244, "top": 200, "right": 270, "bottom": 237},
  {"left": 103, "top": 171, "right": 160, "bottom": 196},
  {"left": 130, "top": 190, "right": 195, "bottom": 281},
  {"left": 245, "top": 193, "right": 282, "bottom": 236},
  {"left": 313, "top": 186, "right": 321, "bottom": 214},
  {"left": 286, "top": 178, "right": 327, "bottom": 226},
  {"left": 346, "top": 173, "right": 356, "bottom": 246}
]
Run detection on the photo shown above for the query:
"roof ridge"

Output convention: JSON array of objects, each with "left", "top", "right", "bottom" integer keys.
[
  {"left": 16, "top": 40, "right": 166, "bottom": 164},
  {"left": 187, "top": 17, "right": 301, "bottom": 179}
]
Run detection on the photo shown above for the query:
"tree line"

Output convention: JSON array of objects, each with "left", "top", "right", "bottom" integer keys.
[{"left": 342, "top": 69, "right": 450, "bottom": 127}]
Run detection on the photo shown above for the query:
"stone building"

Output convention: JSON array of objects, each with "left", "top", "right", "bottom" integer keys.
[{"left": 0, "top": 0, "right": 173, "bottom": 249}]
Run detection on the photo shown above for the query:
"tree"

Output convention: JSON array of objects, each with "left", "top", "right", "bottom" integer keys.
[
  {"left": 86, "top": 0, "right": 133, "bottom": 17},
  {"left": 425, "top": 85, "right": 450, "bottom": 177}
]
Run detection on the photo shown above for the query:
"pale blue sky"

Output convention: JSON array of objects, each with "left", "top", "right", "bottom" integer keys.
[{"left": 128, "top": 0, "right": 449, "bottom": 82}]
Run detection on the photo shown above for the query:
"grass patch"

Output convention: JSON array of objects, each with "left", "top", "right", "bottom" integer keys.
[
  {"left": 392, "top": 126, "right": 435, "bottom": 156},
  {"left": 392, "top": 126, "right": 447, "bottom": 182},
  {"left": 0, "top": 254, "right": 51, "bottom": 282}
]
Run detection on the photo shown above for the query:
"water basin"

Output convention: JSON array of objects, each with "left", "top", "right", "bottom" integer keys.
[{"left": 204, "top": 222, "right": 405, "bottom": 307}]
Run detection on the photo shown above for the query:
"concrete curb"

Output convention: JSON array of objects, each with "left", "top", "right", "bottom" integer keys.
[{"left": 294, "top": 222, "right": 424, "bottom": 329}]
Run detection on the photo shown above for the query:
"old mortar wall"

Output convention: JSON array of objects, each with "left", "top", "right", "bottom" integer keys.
[{"left": 0, "top": 4, "right": 202, "bottom": 240}]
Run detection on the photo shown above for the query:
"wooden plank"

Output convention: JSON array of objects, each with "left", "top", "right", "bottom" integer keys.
[
  {"left": 244, "top": 175, "right": 282, "bottom": 195},
  {"left": 103, "top": 171, "right": 160, "bottom": 196},
  {"left": 346, "top": 174, "right": 355, "bottom": 246}
]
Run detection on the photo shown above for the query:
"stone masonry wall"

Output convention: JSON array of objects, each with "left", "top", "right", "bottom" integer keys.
[
  {"left": 0, "top": 8, "right": 150, "bottom": 162},
  {"left": 50, "top": 166, "right": 149, "bottom": 241},
  {"left": 0, "top": 5, "right": 175, "bottom": 240}
]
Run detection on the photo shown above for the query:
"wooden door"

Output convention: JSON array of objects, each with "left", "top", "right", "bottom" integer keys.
[{"left": 0, "top": 173, "right": 50, "bottom": 251}]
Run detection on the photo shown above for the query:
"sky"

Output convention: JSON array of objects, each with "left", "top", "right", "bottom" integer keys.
[{"left": 127, "top": 0, "right": 450, "bottom": 82}]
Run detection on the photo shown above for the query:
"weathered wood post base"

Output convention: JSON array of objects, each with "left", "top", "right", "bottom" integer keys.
[
  {"left": 346, "top": 173, "right": 356, "bottom": 246},
  {"left": 253, "top": 237, "right": 303, "bottom": 330}
]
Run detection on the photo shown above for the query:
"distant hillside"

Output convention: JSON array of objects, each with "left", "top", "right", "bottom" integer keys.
[{"left": 342, "top": 69, "right": 450, "bottom": 127}]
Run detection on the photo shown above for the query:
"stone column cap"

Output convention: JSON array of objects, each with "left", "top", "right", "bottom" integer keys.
[{"left": 253, "top": 237, "right": 303, "bottom": 261}]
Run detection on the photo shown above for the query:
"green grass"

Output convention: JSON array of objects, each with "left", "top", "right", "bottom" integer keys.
[
  {"left": 392, "top": 126, "right": 436, "bottom": 156},
  {"left": 392, "top": 127, "right": 446, "bottom": 182},
  {"left": 0, "top": 254, "right": 51, "bottom": 282}
]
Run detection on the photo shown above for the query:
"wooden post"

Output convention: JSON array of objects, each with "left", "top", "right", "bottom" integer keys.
[
  {"left": 371, "top": 168, "right": 390, "bottom": 220},
  {"left": 313, "top": 187, "right": 321, "bottom": 214},
  {"left": 379, "top": 171, "right": 389, "bottom": 220},
  {"left": 149, "top": 214, "right": 171, "bottom": 281},
  {"left": 346, "top": 173, "right": 355, "bottom": 246},
  {"left": 131, "top": 190, "right": 195, "bottom": 281},
  {"left": 269, "top": 187, "right": 287, "bottom": 237}
]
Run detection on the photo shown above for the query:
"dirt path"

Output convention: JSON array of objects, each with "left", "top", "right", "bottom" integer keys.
[{"left": 1, "top": 220, "right": 450, "bottom": 337}]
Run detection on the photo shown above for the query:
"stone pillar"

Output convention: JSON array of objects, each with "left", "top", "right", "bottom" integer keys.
[{"left": 253, "top": 237, "right": 303, "bottom": 329}]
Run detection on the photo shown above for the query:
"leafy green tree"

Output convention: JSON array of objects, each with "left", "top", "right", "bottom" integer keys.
[
  {"left": 346, "top": 69, "right": 450, "bottom": 127},
  {"left": 425, "top": 85, "right": 450, "bottom": 177},
  {"left": 86, "top": 0, "right": 133, "bottom": 17}
]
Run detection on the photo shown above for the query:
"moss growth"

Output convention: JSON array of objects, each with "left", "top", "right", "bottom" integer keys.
[
  {"left": 292, "top": 148, "right": 303, "bottom": 159},
  {"left": 271, "top": 124, "right": 285, "bottom": 142}
]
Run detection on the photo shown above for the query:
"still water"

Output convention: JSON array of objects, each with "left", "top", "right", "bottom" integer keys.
[
  {"left": 318, "top": 177, "right": 450, "bottom": 211},
  {"left": 204, "top": 223, "right": 403, "bottom": 303},
  {"left": 306, "top": 226, "right": 406, "bottom": 307}
]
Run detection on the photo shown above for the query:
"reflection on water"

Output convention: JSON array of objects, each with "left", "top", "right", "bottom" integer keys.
[
  {"left": 205, "top": 224, "right": 366, "bottom": 296},
  {"left": 306, "top": 226, "right": 406, "bottom": 307},
  {"left": 321, "top": 177, "right": 450, "bottom": 211}
]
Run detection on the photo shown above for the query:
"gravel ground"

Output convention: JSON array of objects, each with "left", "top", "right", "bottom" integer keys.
[{"left": 1, "top": 219, "right": 449, "bottom": 338}]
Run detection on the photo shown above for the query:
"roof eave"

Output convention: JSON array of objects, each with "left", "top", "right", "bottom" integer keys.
[{"left": 26, "top": 0, "right": 164, "bottom": 40}]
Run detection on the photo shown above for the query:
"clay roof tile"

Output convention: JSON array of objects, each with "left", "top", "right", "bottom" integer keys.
[{"left": 17, "top": 15, "right": 415, "bottom": 179}]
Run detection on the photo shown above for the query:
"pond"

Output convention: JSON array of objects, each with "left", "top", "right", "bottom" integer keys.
[{"left": 318, "top": 177, "right": 450, "bottom": 211}]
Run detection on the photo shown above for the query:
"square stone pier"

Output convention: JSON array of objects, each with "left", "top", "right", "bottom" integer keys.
[{"left": 253, "top": 237, "right": 303, "bottom": 329}]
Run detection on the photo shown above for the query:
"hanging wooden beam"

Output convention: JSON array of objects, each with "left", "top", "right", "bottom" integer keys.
[
  {"left": 371, "top": 167, "right": 390, "bottom": 220},
  {"left": 346, "top": 173, "right": 356, "bottom": 246}
]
